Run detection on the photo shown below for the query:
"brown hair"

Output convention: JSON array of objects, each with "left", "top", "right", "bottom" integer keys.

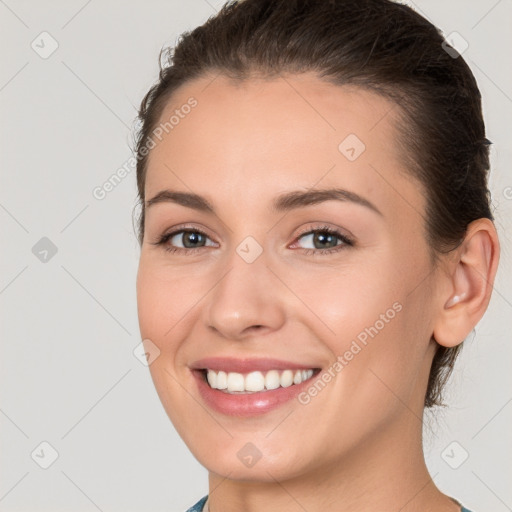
[{"left": 133, "top": 0, "right": 493, "bottom": 407}]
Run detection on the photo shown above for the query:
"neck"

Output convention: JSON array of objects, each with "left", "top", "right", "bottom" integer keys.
[{"left": 206, "top": 412, "right": 459, "bottom": 512}]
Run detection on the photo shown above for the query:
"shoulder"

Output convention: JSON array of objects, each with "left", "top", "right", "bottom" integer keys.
[{"left": 184, "top": 495, "right": 208, "bottom": 512}]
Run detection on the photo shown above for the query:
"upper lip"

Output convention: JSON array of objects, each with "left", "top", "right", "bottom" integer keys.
[{"left": 190, "top": 357, "right": 321, "bottom": 373}]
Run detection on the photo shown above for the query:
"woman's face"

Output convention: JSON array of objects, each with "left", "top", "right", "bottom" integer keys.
[{"left": 136, "top": 73, "right": 442, "bottom": 481}]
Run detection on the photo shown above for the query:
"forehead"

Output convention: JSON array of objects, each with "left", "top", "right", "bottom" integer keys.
[{"left": 144, "top": 72, "right": 424, "bottom": 220}]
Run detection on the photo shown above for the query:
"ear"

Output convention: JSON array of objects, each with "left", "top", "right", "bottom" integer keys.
[{"left": 433, "top": 218, "right": 500, "bottom": 348}]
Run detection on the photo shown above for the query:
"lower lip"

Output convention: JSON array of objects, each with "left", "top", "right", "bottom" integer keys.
[{"left": 192, "top": 370, "right": 319, "bottom": 417}]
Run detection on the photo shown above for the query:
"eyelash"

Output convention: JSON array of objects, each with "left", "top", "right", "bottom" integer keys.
[{"left": 151, "top": 224, "right": 354, "bottom": 256}]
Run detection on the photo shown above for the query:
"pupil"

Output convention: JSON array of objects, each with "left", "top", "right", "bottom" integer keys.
[
  {"left": 184, "top": 232, "right": 204, "bottom": 248},
  {"left": 314, "top": 232, "right": 336, "bottom": 249}
]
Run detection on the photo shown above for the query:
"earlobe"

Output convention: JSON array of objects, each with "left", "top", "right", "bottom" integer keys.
[{"left": 433, "top": 218, "right": 500, "bottom": 348}]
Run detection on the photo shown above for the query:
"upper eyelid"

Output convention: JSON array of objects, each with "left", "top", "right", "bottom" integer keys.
[
  {"left": 168, "top": 225, "right": 217, "bottom": 242},
  {"left": 295, "top": 224, "right": 351, "bottom": 238}
]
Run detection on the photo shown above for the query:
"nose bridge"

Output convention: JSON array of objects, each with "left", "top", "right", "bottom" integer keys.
[{"left": 204, "top": 243, "right": 285, "bottom": 339}]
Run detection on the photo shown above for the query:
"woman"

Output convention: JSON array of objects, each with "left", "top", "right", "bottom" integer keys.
[{"left": 134, "top": 0, "right": 500, "bottom": 510}]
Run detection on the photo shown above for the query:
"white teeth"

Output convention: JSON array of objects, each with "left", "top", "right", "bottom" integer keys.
[
  {"left": 265, "top": 370, "right": 280, "bottom": 390},
  {"left": 205, "top": 368, "right": 316, "bottom": 393},
  {"left": 227, "top": 372, "right": 245, "bottom": 392},
  {"left": 207, "top": 370, "right": 217, "bottom": 388},
  {"left": 245, "top": 371, "right": 265, "bottom": 392},
  {"left": 217, "top": 371, "right": 227, "bottom": 389},
  {"left": 280, "top": 369, "right": 293, "bottom": 387}
]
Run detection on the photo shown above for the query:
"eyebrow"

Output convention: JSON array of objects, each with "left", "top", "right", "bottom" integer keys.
[{"left": 145, "top": 188, "right": 383, "bottom": 216}]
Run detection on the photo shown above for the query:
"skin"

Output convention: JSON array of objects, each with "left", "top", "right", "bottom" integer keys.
[{"left": 136, "top": 72, "right": 499, "bottom": 512}]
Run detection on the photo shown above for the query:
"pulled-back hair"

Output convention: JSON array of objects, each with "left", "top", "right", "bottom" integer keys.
[{"left": 133, "top": 0, "right": 493, "bottom": 407}]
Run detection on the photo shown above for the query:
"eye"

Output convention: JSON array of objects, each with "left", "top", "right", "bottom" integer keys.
[
  {"left": 168, "top": 230, "right": 214, "bottom": 249},
  {"left": 151, "top": 227, "right": 217, "bottom": 254},
  {"left": 291, "top": 225, "right": 353, "bottom": 255},
  {"left": 151, "top": 224, "right": 354, "bottom": 256}
]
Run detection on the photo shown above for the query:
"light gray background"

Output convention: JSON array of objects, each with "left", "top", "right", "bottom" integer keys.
[{"left": 1, "top": 1, "right": 511, "bottom": 511}]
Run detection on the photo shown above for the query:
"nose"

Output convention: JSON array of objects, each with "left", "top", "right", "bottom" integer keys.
[{"left": 203, "top": 250, "right": 286, "bottom": 341}]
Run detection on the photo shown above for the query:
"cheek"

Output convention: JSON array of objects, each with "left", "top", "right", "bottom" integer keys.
[
  {"left": 136, "top": 260, "right": 206, "bottom": 431},
  {"left": 291, "top": 256, "right": 430, "bottom": 400},
  {"left": 136, "top": 257, "right": 202, "bottom": 345},
  {"left": 285, "top": 258, "right": 403, "bottom": 346},
  {"left": 136, "top": 266, "right": 166, "bottom": 342}
]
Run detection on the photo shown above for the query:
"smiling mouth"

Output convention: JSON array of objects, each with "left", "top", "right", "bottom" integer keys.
[{"left": 199, "top": 368, "right": 321, "bottom": 394}]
